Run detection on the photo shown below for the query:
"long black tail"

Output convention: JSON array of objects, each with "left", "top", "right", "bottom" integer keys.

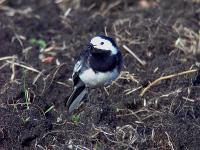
[{"left": 66, "top": 85, "right": 88, "bottom": 113}]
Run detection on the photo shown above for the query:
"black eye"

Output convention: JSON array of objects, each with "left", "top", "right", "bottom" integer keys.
[{"left": 100, "top": 42, "right": 104, "bottom": 45}]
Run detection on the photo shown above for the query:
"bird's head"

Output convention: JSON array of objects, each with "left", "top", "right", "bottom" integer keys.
[{"left": 89, "top": 35, "right": 118, "bottom": 55}]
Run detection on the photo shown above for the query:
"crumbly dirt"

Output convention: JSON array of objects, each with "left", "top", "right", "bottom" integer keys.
[{"left": 0, "top": 0, "right": 200, "bottom": 149}]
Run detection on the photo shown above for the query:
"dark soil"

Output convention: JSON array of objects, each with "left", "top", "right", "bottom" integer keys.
[{"left": 0, "top": 0, "right": 200, "bottom": 149}]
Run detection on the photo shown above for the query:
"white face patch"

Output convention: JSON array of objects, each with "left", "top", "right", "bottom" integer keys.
[{"left": 90, "top": 36, "right": 118, "bottom": 55}]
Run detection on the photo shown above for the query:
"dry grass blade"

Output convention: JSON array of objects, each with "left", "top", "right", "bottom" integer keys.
[
  {"left": 104, "top": 26, "right": 108, "bottom": 36},
  {"left": 92, "top": 124, "right": 136, "bottom": 149},
  {"left": 6, "top": 60, "right": 41, "bottom": 73},
  {"left": 116, "top": 108, "right": 143, "bottom": 122},
  {"left": 0, "top": 5, "right": 32, "bottom": 16},
  {"left": 0, "top": 56, "right": 17, "bottom": 61},
  {"left": 165, "top": 132, "right": 175, "bottom": 150},
  {"left": 182, "top": 96, "right": 195, "bottom": 102},
  {"left": 123, "top": 45, "right": 147, "bottom": 66},
  {"left": 125, "top": 86, "right": 142, "bottom": 95},
  {"left": 0, "top": 56, "right": 17, "bottom": 81},
  {"left": 55, "top": 81, "right": 70, "bottom": 87},
  {"left": 119, "top": 71, "right": 139, "bottom": 83},
  {"left": 140, "top": 69, "right": 197, "bottom": 96},
  {"left": 64, "top": 8, "right": 71, "bottom": 17},
  {"left": 10, "top": 57, "right": 16, "bottom": 81},
  {"left": 102, "top": 0, "right": 122, "bottom": 16},
  {"left": 174, "top": 25, "right": 200, "bottom": 55}
]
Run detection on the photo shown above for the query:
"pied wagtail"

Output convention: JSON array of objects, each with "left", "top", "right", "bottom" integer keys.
[{"left": 66, "top": 35, "right": 123, "bottom": 113}]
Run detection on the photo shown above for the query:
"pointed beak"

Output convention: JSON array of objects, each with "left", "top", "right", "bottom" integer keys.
[
  {"left": 88, "top": 43, "right": 109, "bottom": 54},
  {"left": 88, "top": 44, "right": 94, "bottom": 51},
  {"left": 88, "top": 44, "right": 98, "bottom": 53}
]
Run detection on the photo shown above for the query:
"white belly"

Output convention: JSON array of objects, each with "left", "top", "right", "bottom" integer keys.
[{"left": 79, "top": 68, "right": 119, "bottom": 87}]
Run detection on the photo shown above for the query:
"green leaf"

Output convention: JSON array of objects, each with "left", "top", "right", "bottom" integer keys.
[
  {"left": 37, "top": 39, "right": 47, "bottom": 49},
  {"left": 29, "top": 38, "right": 47, "bottom": 49},
  {"left": 71, "top": 114, "right": 80, "bottom": 123},
  {"left": 29, "top": 38, "right": 37, "bottom": 44}
]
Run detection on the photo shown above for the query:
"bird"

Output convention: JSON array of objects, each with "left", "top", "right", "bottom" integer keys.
[{"left": 66, "top": 35, "right": 123, "bottom": 113}]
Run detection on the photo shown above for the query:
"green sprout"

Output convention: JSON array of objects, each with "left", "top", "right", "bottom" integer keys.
[
  {"left": 22, "top": 73, "right": 31, "bottom": 110},
  {"left": 29, "top": 38, "right": 47, "bottom": 49},
  {"left": 44, "top": 105, "right": 55, "bottom": 114},
  {"left": 24, "top": 89, "right": 30, "bottom": 110},
  {"left": 71, "top": 114, "right": 81, "bottom": 123}
]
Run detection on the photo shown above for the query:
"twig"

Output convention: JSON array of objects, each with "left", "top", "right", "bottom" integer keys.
[
  {"left": 140, "top": 69, "right": 197, "bottom": 96},
  {"left": 123, "top": 45, "right": 147, "bottom": 66}
]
